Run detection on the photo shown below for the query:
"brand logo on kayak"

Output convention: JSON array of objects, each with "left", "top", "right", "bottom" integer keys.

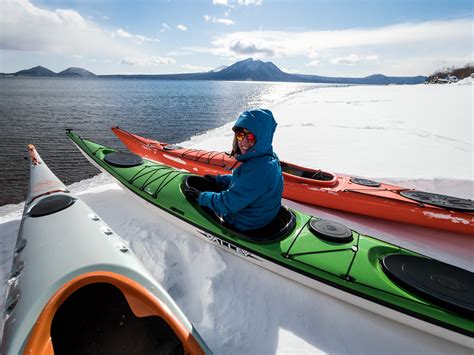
[{"left": 198, "top": 231, "right": 254, "bottom": 259}]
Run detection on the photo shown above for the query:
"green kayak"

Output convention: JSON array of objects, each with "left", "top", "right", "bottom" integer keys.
[{"left": 67, "top": 130, "right": 473, "bottom": 348}]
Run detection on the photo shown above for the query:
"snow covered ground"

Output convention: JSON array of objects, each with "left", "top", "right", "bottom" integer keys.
[{"left": 1, "top": 82, "right": 473, "bottom": 354}]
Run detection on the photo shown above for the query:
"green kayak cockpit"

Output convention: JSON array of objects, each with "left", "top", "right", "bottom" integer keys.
[{"left": 182, "top": 175, "right": 297, "bottom": 243}]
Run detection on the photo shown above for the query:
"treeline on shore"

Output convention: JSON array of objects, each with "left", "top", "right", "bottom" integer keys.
[{"left": 427, "top": 63, "right": 473, "bottom": 81}]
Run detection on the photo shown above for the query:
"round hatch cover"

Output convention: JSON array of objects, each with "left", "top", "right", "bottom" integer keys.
[
  {"left": 399, "top": 190, "right": 474, "bottom": 212},
  {"left": 29, "top": 194, "right": 76, "bottom": 217},
  {"left": 350, "top": 177, "right": 381, "bottom": 187},
  {"left": 382, "top": 254, "right": 474, "bottom": 315},
  {"left": 104, "top": 152, "right": 143, "bottom": 167},
  {"left": 309, "top": 219, "right": 353, "bottom": 243}
]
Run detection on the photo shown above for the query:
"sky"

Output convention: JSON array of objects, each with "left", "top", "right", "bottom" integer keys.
[{"left": 0, "top": 0, "right": 473, "bottom": 76}]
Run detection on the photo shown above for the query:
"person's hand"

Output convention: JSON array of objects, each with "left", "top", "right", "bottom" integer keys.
[
  {"left": 203, "top": 174, "right": 217, "bottom": 184},
  {"left": 183, "top": 186, "right": 200, "bottom": 202}
]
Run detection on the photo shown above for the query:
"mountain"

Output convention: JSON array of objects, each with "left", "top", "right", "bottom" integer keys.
[
  {"left": 208, "top": 58, "right": 300, "bottom": 82},
  {"left": 58, "top": 67, "right": 96, "bottom": 77},
  {"left": 6, "top": 59, "right": 427, "bottom": 84},
  {"left": 15, "top": 66, "right": 57, "bottom": 77},
  {"left": 103, "top": 58, "right": 425, "bottom": 84},
  {"left": 10, "top": 66, "right": 96, "bottom": 77}
]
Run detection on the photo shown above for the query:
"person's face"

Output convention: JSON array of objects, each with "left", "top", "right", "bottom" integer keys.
[{"left": 236, "top": 128, "right": 256, "bottom": 155}]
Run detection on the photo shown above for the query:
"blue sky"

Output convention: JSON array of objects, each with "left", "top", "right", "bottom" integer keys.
[{"left": 1, "top": 0, "right": 472, "bottom": 76}]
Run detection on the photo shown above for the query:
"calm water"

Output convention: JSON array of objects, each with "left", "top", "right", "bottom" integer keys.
[{"left": 0, "top": 77, "right": 322, "bottom": 206}]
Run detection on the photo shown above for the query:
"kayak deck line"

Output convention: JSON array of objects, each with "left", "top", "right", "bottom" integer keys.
[
  {"left": 111, "top": 126, "right": 474, "bottom": 234},
  {"left": 67, "top": 130, "right": 473, "bottom": 348},
  {"left": 1, "top": 142, "right": 211, "bottom": 355}
]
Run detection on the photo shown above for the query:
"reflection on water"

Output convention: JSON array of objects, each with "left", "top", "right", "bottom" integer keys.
[{"left": 0, "top": 77, "right": 325, "bottom": 205}]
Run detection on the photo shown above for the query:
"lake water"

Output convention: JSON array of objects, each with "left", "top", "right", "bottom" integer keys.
[{"left": 0, "top": 77, "right": 324, "bottom": 206}]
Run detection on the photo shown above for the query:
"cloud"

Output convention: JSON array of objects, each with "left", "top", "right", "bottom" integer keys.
[
  {"left": 112, "top": 29, "right": 160, "bottom": 43},
  {"left": 177, "top": 24, "right": 188, "bottom": 32},
  {"left": 213, "top": 0, "right": 262, "bottom": 7},
  {"left": 121, "top": 55, "right": 176, "bottom": 66},
  {"left": 181, "top": 64, "right": 213, "bottom": 72},
  {"left": 306, "top": 60, "right": 320, "bottom": 67},
  {"left": 213, "top": 0, "right": 231, "bottom": 6},
  {"left": 152, "top": 56, "right": 176, "bottom": 64},
  {"left": 204, "top": 15, "right": 235, "bottom": 25},
  {"left": 329, "top": 54, "right": 378, "bottom": 65},
  {"left": 237, "top": 0, "right": 262, "bottom": 5},
  {"left": 160, "top": 23, "right": 171, "bottom": 32},
  {"left": 1, "top": 0, "right": 157, "bottom": 61},
  {"left": 206, "top": 19, "right": 472, "bottom": 73},
  {"left": 229, "top": 39, "right": 275, "bottom": 56},
  {"left": 113, "top": 29, "right": 133, "bottom": 39},
  {"left": 135, "top": 35, "right": 160, "bottom": 43}
]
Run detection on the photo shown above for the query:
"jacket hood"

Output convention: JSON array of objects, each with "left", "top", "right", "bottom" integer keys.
[{"left": 233, "top": 109, "right": 277, "bottom": 161}]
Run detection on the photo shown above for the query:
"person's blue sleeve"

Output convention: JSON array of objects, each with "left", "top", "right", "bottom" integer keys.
[
  {"left": 198, "top": 169, "right": 264, "bottom": 216},
  {"left": 216, "top": 174, "right": 231, "bottom": 188}
]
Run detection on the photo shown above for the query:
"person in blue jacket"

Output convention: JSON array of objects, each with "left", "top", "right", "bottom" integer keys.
[{"left": 184, "top": 109, "right": 283, "bottom": 231}]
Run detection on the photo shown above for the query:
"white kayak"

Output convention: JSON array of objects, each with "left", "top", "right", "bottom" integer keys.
[{"left": 1, "top": 145, "right": 211, "bottom": 354}]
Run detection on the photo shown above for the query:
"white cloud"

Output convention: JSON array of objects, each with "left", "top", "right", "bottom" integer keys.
[
  {"left": 213, "top": 0, "right": 231, "bottom": 6},
  {"left": 237, "top": 0, "right": 262, "bottom": 5},
  {"left": 329, "top": 54, "right": 378, "bottom": 65},
  {"left": 205, "top": 19, "right": 472, "bottom": 74},
  {"left": 181, "top": 64, "right": 213, "bottom": 72},
  {"left": 217, "top": 18, "right": 234, "bottom": 25},
  {"left": 177, "top": 24, "right": 188, "bottom": 32},
  {"left": 306, "top": 60, "right": 320, "bottom": 67},
  {"left": 113, "top": 29, "right": 133, "bottom": 39},
  {"left": 152, "top": 56, "right": 176, "bottom": 64},
  {"left": 121, "top": 58, "right": 143, "bottom": 65},
  {"left": 111, "top": 29, "right": 159, "bottom": 43},
  {"left": 160, "top": 23, "right": 171, "bottom": 32},
  {"left": 1, "top": 0, "right": 155, "bottom": 61},
  {"left": 121, "top": 56, "right": 175, "bottom": 66},
  {"left": 204, "top": 15, "right": 235, "bottom": 25},
  {"left": 229, "top": 39, "right": 274, "bottom": 55},
  {"left": 213, "top": 0, "right": 261, "bottom": 7}
]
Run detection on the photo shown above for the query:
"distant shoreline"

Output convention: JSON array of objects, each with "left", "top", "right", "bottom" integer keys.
[{"left": 1, "top": 58, "right": 428, "bottom": 85}]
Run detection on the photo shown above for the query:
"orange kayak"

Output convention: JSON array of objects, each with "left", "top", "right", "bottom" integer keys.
[{"left": 112, "top": 127, "right": 474, "bottom": 235}]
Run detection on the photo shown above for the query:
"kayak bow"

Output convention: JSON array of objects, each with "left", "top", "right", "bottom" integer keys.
[{"left": 1, "top": 144, "right": 211, "bottom": 355}]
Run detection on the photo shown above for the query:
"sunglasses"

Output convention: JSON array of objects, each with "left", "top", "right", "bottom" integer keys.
[{"left": 235, "top": 131, "right": 256, "bottom": 143}]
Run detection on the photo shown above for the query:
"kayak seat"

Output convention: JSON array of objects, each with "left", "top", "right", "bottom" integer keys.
[
  {"left": 183, "top": 175, "right": 296, "bottom": 243},
  {"left": 51, "top": 283, "right": 184, "bottom": 354},
  {"left": 281, "top": 162, "right": 333, "bottom": 181},
  {"left": 281, "top": 165, "right": 304, "bottom": 177},
  {"left": 301, "top": 170, "right": 334, "bottom": 181}
]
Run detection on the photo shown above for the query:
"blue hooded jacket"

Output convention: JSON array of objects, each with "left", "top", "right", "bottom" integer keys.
[{"left": 197, "top": 109, "right": 283, "bottom": 231}]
